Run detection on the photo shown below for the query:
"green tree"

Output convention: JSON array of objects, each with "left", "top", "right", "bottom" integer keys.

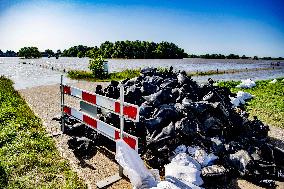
[
  {"left": 226, "top": 54, "right": 240, "bottom": 59},
  {"left": 253, "top": 56, "right": 259, "bottom": 60},
  {"left": 77, "top": 51, "right": 84, "bottom": 58},
  {"left": 45, "top": 49, "right": 54, "bottom": 57},
  {"left": 18, "top": 47, "right": 41, "bottom": 58},
  {"left": 85, "top": 47, "right": 101, "bottom": 58},
  {"left": 241, "top": 55, "right": 249, "bottom": 59}
]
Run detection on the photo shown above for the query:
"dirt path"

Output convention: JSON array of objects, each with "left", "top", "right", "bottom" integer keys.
[
  {"left": 19, "top": 81, "right": 131, "bottom": 189},
  {"left": 19, "top": 81, "right": 284, "bottom": 189}
]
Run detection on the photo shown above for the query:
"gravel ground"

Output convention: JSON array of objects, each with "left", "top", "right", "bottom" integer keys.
[{"left": 19, "top": 81, "right": 284, "bottom": 189}]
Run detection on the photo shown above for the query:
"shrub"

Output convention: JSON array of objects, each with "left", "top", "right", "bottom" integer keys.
[{"left": 88, "top": 56, "right": 107, "bottom": 79}]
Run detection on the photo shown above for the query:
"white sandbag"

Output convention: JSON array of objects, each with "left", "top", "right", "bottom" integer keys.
[
  {"left": 236, "top": 79, "right": 256, "bottom": 88},
  {"left": 150, "top": 169, "right": 161, "bottom": 183},
  {"left": 269, "top": 79, "right": 277, "bottom": 84},
  {"left": 151, "top": 179, "right": 203, "bottom": 189},
  {"left": 187, "top": 146, "right": 218, "bottom": 167},
  {"left": 165, "top": 177, "right": 204, "bottom": 189},
  {"left": 230, "top": 91, "right": 253, "bottom": 107},
  {"left": 115, "top": 139, "right": 157, "bottom": 188},
  {"left": 165, "top": 163, "right": 203, "bottom": 186},
  {"left": 174, "top": 145, "right": 187, "bottom": 154},
  {"left": 202, "top": 153, "right": 219, "bottom": 167},
  {"left": 150, "top": 181, "right": 181, "bottom": 189},
  {"left": 236, "top": 91, "right": 253, "bottom": 100},
  {"left": 171, "top": 153, "right": 201, "bottom": 170}
]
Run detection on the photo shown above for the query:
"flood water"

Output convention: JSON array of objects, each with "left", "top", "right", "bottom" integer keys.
[{"left": 0, "top": 57, "right": 283, "bottom": 89}]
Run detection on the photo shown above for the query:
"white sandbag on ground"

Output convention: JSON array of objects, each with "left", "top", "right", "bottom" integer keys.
[
  {"left": 236, "top": 91, "right": 253, "bottom": 100},
  {"left": 115, "top": 139, "right": 157, "bottom": 188},
  {"left": 269, "top": 79, "right": 277, "bottom": 84},
  {"left": 230, "top": 91, "right": 253, "bottom": 107},
  {"left": 236, "top": 79, "right": 256, "bottom": 88},
  {"left": 230, "top": 97, "right": 243, "bottom": 107}
]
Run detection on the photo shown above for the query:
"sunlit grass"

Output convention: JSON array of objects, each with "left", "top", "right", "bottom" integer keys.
[
  {"left": 67, "top": 69, "right": 140, "bottom": 81},
  {"left": 218, "top": 78, "right": 284, "bottom": 128},
  {"left": 0, "top": 76, "right": 86, "bottom": 188}
]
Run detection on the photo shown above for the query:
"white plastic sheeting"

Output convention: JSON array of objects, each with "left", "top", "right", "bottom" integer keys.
[
  {"left": 236, "top": 79, "right": 256, "bottom": 88},
  {"left": 115, "top": 140, "right": 157, "bottom": 188}
]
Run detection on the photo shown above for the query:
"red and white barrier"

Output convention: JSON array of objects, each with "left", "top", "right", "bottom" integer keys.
[
  {"left": 63, "top": 105, "right": 138, "bottom": 150},
  {"left": 63, "top": 85, "right": 139, "bottom": 121},
  {"left": 60, "top": 80, "right": 140, "bottom": 188}
]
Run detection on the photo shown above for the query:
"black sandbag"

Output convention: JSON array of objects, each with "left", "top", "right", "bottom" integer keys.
[
  {"left": 68, "top": 136, "right": 97, "bottom": 158},
  {"left": 229, "top": 150, "right": 253, "bottom": 176},
  {"left": 272, "top": 146, "right": 284, "bottom": 167},
  {"left": 104, "top": 84, "right": 120, "bottom": 99},
  {"left": 141, "top": 67, "right": 157, "bottom": 76},
  {"left": 95, "top": 85, "right": 104, "bottom": 95},
  {"left": 175, "top": 117, "right": 201, "bottom": 137},
  {"left": 139, "top": 104, "right": 155, "bottom": 119},
  {"left": 144, "top": 117, "right": 163, "bottom": 134},
  {"left": 147, "top": 122, "right": 175, "bottom": 146},
  {"left": 201, "top": 165, "right": 229, "bottom": 184},
  {"left": 201, "top": 116, "right": 224, "bottom": 136},
  {"left": 160, "top": 78, "right": 178, "bottom": 89},
  {"left": 143, "top": 88, "right": 173, "bottom": 106},
  {"left": 210, "top": 137, "right": 225, "bottom": 155},
  {"left": 141, "top": 82, "right": 159, "bottom": 96}
]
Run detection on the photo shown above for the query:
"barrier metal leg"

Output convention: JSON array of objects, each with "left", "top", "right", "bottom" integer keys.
[
  {"left": 96, "top": 85, "right": 125, "bottom": 188},
  {"left": 60, "top": 75, "right": 65, "bottom": 133}
]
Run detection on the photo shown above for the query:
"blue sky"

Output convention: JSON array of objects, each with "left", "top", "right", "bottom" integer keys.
[{"left": 0, "top": 0, "right": 283, "bottom": 57}]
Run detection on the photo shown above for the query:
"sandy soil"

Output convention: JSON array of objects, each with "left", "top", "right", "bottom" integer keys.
[{"left": 19, "top": 81, "right": 284, "bottom": 189}]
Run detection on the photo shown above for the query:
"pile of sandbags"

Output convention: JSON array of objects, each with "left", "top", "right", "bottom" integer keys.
[{"left": 58, "top": 67, "right": 284, "bottom": 188}]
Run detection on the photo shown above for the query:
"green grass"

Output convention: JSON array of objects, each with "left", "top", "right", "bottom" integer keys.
[
  {"left": 0, "top": 76, "right": 86, "bottom": 189},
  {"left": 68, "top": 67, "right": 280, "bottom": 82},
  {"left": 188, "top": 67, "right": 280, "bottom": 76},
  {"left": 218, "top": 78, "right": 284, "bottom": 128},
  {"left": 67, "top": 69, "right": 140, "bottom": 81}
]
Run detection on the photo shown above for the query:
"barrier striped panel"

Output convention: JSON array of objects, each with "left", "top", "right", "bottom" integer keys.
[
  {"left": 63, "top": 85, "right": 139, "bottom": 122},
  {"left": 63, "top": 106, "right": 138, "bottom": 150}
]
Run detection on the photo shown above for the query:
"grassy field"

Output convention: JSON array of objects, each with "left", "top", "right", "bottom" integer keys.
[
  {"left": 218, "top": 78, "right": 284, "bottom": 128},
  {"left": 0, "top": 76, "right": 86, "bottom": 188},
  {"left": 67, "top": 67, "right": 280, "bottom": 82},
  {"left": 67, "top": 69, "right": 140, "bottom": 81}
]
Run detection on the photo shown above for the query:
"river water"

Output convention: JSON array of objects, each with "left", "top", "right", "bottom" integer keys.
[{"left": 0, "top": 57, "right": 283, "bottom": 89}]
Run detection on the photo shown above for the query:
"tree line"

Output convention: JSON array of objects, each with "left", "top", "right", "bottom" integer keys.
[
  {"left": 0, "top": 50, "right": 17, "bottom": 57},
  {"left": 188, "top": 54, "right": 283, "bottom": 60},
  {"left": 62, "top": 41, "right": 188, "bottom": 59},
  {"left": 1, "top": 40, "right": 283, "bottom": 60}
]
